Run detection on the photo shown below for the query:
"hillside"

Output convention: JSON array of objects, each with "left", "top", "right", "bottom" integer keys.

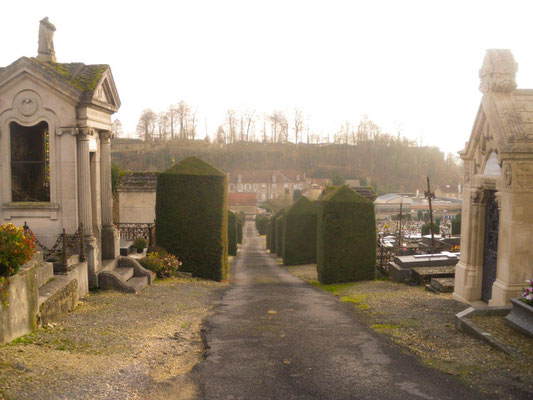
[{"left": 111, "top": 139, "right": 461, "bottom": 194}]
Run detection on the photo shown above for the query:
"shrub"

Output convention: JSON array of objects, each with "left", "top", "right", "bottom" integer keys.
[
  {"left": 0, "top": 223, "right": 36, "bottom": 276},
  {"left": 236, "top": 216, "right": 243, "bottom": 244},
  {"left": 421, "top": 223, "right": 439, "bottom": 236},
  {"left": 451, "top": 213, "right": 461, "bottom": 235},
  {"left": 282, "top": 196, "right": 317, "bottom": 265},
  {"left": 139, "top": 252, "right": 182, "bottom": 279},
  {"left": 147, "top": 245, "right": 167, "bottom": 257},
  {"left": 266, "top": 221, "right": 272, "bottom": 249},
  {"left": 275, "top": 212, "right": 286, "bottom": 257},
  {"left": 269, "top": 210, "right": 283, "bottom": 254},
  {"left": 255, "top": 214, "right": 269, "bottom": 236},
  {"left": 133, "top": 237, "right": 147, "bottom": 250},
  {"left": 228, "top": 210, "right": 238, "bottom": 256},
  {"left": 317, "top": 185, "right": 376, "bottom": 284},
  {"left": 156, "top": 156, "right": 228, "bottom": 281}
]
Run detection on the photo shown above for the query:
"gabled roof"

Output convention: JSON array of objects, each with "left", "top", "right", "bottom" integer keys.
[
  {"left": 228, "top": 192, "right": 257, "bottom": 206},
  {"left": 0, "top": 56, "right": 120, "bottom": 111}
]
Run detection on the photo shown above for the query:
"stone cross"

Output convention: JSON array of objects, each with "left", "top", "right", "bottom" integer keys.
[{"left": 37, "top": 17, "right": 56, "bottom": 62}]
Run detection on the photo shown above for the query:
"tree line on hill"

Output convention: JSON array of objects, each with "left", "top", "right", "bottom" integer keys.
[{"left": 112, "top": 135, "right": 461, "bottom": 194}]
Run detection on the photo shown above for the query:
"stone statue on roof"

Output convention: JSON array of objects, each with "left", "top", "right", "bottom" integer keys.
[{"left": 37, "top": 17, "right": 56, "bottom": 63}]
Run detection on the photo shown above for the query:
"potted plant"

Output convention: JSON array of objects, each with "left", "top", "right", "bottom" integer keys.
[
  {"left": 133, "top": 237, "right": 147, "bottom": 254},
  {"left": 504, "top": 279, "right": 533, "bottom": 338}
]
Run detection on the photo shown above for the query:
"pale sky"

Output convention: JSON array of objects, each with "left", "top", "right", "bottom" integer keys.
[{"left": 2, "top": 0, "right": 533, "bottom": 155}]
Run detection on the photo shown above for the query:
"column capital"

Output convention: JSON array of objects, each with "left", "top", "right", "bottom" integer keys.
[
  {"left": 99, "top": 130, "right": 112, "bottom": 141},
  {"left": 77, "top": 127, "right": 95, "bottom": 137}
]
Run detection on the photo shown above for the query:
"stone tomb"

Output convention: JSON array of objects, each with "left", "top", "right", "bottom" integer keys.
[
  {"left": 454, "top": 49, "right": 533, "bottom": 306},
  {"left": 388, "top": 253, "right": 459, "bottom": 283},
  {"left": 0, "top": 18, "right": 142, "bottom": 290}
]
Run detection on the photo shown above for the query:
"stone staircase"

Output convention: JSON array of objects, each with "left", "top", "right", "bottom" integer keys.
[{"left": 98, "top": 257, "right": 154, "bottom": 293}]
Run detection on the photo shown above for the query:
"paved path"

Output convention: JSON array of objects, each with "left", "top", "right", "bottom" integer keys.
[{"left": 190, "top": 222, "right": 485, "bottom": 399}]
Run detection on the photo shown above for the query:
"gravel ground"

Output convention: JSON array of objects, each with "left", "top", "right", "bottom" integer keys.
[
  {"left": 285, "top": 263, "right": 533, "bottom": 400},
  {"left": 0, "top": 276, "right": 226, "bottom": 400}
]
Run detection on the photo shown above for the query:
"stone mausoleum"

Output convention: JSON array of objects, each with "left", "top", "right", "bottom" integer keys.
[
  {"left": 454, "top": 49, "right": 533, "bottom": 306},
  {"left": 0, "top": 18, "right": 121, "bottom": 288}
]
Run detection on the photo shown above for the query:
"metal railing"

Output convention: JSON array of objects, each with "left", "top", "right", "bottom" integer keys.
[
  {"left": 116, "top": 222, "right": 155, "bottom": 246},
  {"left": 24, "top": 222, "right": 85, "bottom": 274}
]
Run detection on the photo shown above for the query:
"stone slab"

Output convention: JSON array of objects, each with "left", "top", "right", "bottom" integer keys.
[
  {"left": 431, "top": 277, "right": 455, "bottom": 293},
  {"left": 394, "top": 254, "right": 458, "bottom": 269},
  {"left": 412, "top": 266, "right": 455, "bottom": 283}
]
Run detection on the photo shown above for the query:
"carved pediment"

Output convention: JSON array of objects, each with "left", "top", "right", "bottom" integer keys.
[{"left": 88, "top": 69, "right": 120, "bottom": 111}]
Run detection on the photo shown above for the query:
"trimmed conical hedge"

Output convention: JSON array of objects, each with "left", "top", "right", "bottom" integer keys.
[
  {"left": 275, "top": 211, "right": 286, "bottom": 257},
  {"left": 282, "top": 196, "right": 317, "bottom": 265},
  {"left": 156, "top": 156, "right": 228, "bottom": 281},
  {"left": 269, "top": 208, "right": 285, "bottom": 254},
  {"left": 317, "top": 185, "right": 376, "bottom": 284},
  {"left": 237, "top": 212, "right": 245, "bottom": 244},
  {"left": 255, "top": 214, "right": 269, "bottom": 236},
  {"left": 228, "top": 210, "right": 238, "bottom": 256},
  {"left": 266, "top": 221, "right": 272, "bottom": 249}
]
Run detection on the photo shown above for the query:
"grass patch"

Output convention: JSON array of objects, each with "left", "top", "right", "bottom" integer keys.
[
  {"left": 371, "top": 323, "right": 401, "bottom": 337},
  {"left": 309, "top": 280, "right": 356, "bottom": 296},
  {"left": 6, "top": 334, "right": 35, "bottom": 346}
]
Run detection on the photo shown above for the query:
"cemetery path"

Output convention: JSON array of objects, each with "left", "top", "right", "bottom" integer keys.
[{"left": 190, "top": 222, "right": 487, "bottom": 400}]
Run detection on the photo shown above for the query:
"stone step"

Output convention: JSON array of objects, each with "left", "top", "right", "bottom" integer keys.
[
  {"left": 115, "top": 266, "right": 134, "bottom": 282},
  {"left": 38, "top": 275, "right": 78, "bottom": 326},
  {"left": 411, "top": 266, "right": 455, "bottom": 284},
  {"left": 431, "top": 277, "right": 455, "bottom": 293},
  {"left": 126, "top": 276, "right": 149, "bottom": 293}
]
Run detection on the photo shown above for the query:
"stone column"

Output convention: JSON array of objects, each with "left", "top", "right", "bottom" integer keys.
[
  {"left": 77, "top": 128, "right": 98, "bottom": 288},
  {"left": 100, "top": 131, "right": 120, "bottom": 259}
]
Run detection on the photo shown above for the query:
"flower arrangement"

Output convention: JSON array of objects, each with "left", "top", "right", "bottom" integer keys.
[
  {"left": 139, "top": 250, "right": 183, "bottom": 279},
  {"left": 0, "top": 223, "right": 36, "bottom": 277},
  {"left": 521, "top": 279, "right": 533, "bottom": 306}
]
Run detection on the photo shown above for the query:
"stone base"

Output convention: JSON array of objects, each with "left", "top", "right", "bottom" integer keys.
[
  {"left": 489, "top": 280, "right": 524, "bottom": 306},
  {"left": 101, "top": 226, "right": 120, "bottom": 260},
  {"left": 85, "top": 235, "right": 100, "bottom": 289},
  {"left": 453, "top": 261, "right": 482, "bottom": 304},
  {"left": 504, "top": 298, "right": 533, "bottom": 338}
]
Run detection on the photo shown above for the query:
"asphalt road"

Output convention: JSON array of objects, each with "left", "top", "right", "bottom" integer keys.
[{"left": 190, "top": 222, "right": 486, "bottom": 400}]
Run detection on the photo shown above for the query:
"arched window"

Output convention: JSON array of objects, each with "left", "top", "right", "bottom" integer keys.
[{"left": 10, "top": 121, "right": 50, "bottom": 202}]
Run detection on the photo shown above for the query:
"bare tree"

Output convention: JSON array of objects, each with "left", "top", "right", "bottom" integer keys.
[
  {"left": 136, "top": 109, "right": 157, "bottom": 142},
  {"left": 293, "top": 108, "right": 303, "bottom": 144},
  {"left": 157, "top": 112, "right": 169, "bottom": 141},
  {"left": 111, "top": 119, "right": 123, "bottom": 138},
  {"left": 189, "top": 110, "right": 197, "bottom": 140},
  {"left": 226, "top": 109, "right": 237, "bottom": 143},
  {"left": 168, "top": 104, "right": 179, "bottom": 139},
  {"left": 176, "top": 101, "right": 190, "bottom": 139},
  {"left": 215, "top": 125, "right": 226, "bottom": 144},
  {"left": 244, "top": 110, "right": 256, "bottom": 142}
]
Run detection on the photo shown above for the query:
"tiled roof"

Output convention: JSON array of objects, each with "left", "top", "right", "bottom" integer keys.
[
  {"left": 228, "top": 192, "right": 257, "bottom": 206},
  {"left": 28, "top": 57, "right": 109, "bottom": 92},
  {"left": 228, "top": 170, "right": 296, "bottom": 184}
]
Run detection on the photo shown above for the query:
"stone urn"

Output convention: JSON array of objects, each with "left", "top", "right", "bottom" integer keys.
[{"left": 504, "top": 298, "right": 533, "bottom": 338}]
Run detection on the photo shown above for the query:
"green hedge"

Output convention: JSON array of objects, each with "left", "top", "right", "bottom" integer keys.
[
  {"left": 237, "top": 212, "right": 245, "bottom": 244},
  {"left": 255, "top": 214, "right": 269, "bottom": 235},
  {"left": 275, "top": 211, "right": 286, "bottom": 257},
  {"left": 317, "top": 185, "right": 376, "bottom": 284},
  {"left": 269, "top": 209, "right": 285, "bottom": 254},
  {"left": 266, "top": 221, "right": 272, "bottom": 249},
  {"left": 421, "top": 223, "right": 440, "bottom": 236},
  {"left": 156, "top": 156, "right": 228, "bottom": 281},
  {"left": 228, "top": 210, "right": 238, "bottom": 256},
  {"left": 282, "top": 196, "right": 317, "bottom": 265},
  {"left": 451, "top": 214, "right": 461, "bottom": 235}
]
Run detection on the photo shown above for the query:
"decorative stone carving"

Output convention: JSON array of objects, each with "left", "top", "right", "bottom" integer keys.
[
  {"left": 464, "top": 161, "right": 471, "bottom": 183},
  {"left": 37, "top": 17, "right": 56, "bottom": 63},
  {"left": 504, "top": 163, "right": 512, "bottom": 188},
  {"left": 57, "top": 127, "right": 78, "bottom": 136},
  {"left": 77, "top": 127, "right": 94, "bottom": 137},
  {"left": 479, "top": 49, "right": 517, "bottom": 94},
  {"left": 515, "top": 163, "right": 533, "bottom": 189},
  {"left": 13, "top": 90, "right": 41, "bottom": 117}
]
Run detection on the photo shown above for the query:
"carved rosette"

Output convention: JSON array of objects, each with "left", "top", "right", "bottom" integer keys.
[
  {"left": 515, "top": 163, "right": 533, "bottom": 190},
  {"left": 13, "top": 90, "right": 42, "bottom": 117}
]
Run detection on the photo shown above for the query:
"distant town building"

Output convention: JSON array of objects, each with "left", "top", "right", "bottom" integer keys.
[
  {"left": 227, "top": 170, "right": 306, "bottom": 201},
  {"left": 228, "top": 193, "right": 257, "bottom": 217}
]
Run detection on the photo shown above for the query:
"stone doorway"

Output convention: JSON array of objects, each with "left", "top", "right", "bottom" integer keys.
[{"left": 481, "top": 190, "right": 499, "bottom": 303}]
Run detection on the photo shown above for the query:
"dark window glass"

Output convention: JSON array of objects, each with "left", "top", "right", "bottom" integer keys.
[{"left": 10, "top": 121, "right": 50, "bottom": 202}]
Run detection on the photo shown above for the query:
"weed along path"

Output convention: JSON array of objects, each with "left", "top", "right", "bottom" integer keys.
[{"left": 190, "top": 222, "right": 487, "bottom": 400}]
